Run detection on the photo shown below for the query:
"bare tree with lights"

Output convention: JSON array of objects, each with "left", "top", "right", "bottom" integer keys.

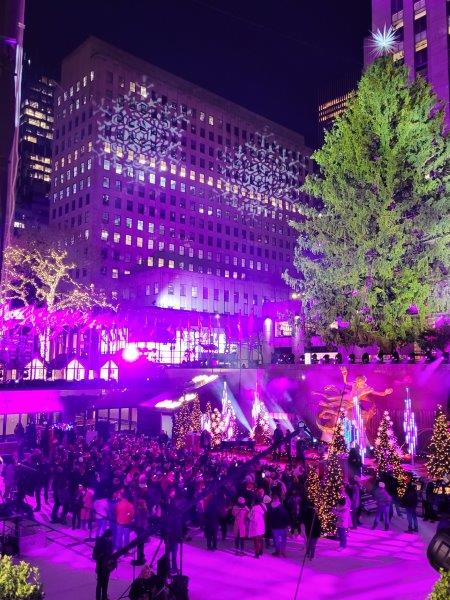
[{"left": 1, "top": 244, "right": 113, "bottom": 361}]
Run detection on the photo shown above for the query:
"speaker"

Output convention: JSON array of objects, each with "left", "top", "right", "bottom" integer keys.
[
  {"left": 137, "top": 408, "right": 162, "bottom": 436},
  {"left": 427, "top": 530, "right": 450, "bottom": 572}
]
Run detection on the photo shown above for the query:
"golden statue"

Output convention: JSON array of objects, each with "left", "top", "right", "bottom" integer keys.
[{"left": 313, "top": 366, "right": 393, "bottom": 441}]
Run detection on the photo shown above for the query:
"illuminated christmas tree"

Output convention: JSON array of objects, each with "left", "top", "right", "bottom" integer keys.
[
  {"left": 221, "top": 382, "right": 237, "bottom": 440},
  {"left": 250, "top": 394, "right": 272, "bottom": 443},
  {"left": 306, "top": 467, "right": 321, "bottom": 507},
  {"left": 329, "top": 412, "right": 347, "bottom": 456},
  {"left": 190, "top": 394, "right": 202, "bottom": 433},
  {"left": 210, "top": 408, "right": 223, "bottom": 447},
  {"left": 427, "top": 406, "right": 450, "bottom": 480},
  {"left": 173, "top": 401, "right": 191, "bottom": 449},
  {"left": 374, "top": 410, "right": 403, "bottom": 475},
  {"left": 319, "top": 452, "right": 343, "bottom": 536},
  {"left": 201, "top": 401, "right": 213, "bottom": 432}
]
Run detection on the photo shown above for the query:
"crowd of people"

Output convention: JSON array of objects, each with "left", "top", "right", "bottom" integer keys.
[{"left": 0, "top": 420, "right": 446, "bottom": 600}]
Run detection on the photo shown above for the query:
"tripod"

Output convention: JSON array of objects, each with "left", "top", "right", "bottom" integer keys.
[{"left": 115, "top": 536, "right": 164, "bottom": 600}]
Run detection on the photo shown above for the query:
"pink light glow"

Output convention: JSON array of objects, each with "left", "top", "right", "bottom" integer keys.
[{"left": 122, "top": 345, "right": 140, "bottom": 362}]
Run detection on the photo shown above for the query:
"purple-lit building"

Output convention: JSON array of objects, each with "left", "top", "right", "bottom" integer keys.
[
  {"left": 50, "top": 38, "right": 312, "bottom": 326},
  {"left": 367, "top": 0, "right": 450, "bottom": 124}
]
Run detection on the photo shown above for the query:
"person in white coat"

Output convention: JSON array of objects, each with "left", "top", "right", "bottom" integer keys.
[
  {"left": 333, "top": 495, "right": 351, "bottom": 550},
  {"left": 248, "top": 499, "right": 267, "bottom": 558}
]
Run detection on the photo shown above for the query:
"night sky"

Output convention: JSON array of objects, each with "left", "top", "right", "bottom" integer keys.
[{"left": 24, "top": 0, "right": 371, "bottom": 147}]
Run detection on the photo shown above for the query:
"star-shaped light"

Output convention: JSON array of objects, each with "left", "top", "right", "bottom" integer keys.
[{"left": 370, "top": 25, "right": 397, "bottom": 57}]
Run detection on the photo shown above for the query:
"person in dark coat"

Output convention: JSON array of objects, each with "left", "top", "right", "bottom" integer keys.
[
  {"left": 348, "top": 447, "right": 362, "bottom": 478},
  {"left": 301, "top": 500, "right": 321, "bottom": 560},
  {"left": 161, "top": 489, "right": 183, "bottom": 575},
  {"left": 93, "top": 529, "right": 114, "bottom": 600},
  {"left": 422, "top": 480, "right": 437, "bottom": 522},
  {"left": 402, "top": 478, "right": 418, "bottom": 532},
  {"left": 204, "top": 494, "right": 220, "bottom": 550},
  {"left": 268, "top": 496, "right": 290, "bottom": 557}
]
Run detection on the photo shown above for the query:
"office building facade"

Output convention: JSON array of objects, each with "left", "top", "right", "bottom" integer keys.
[
  {"left": 16, "top": 71, "right": 55, "bottom": 232},
  {"left": 50, "top": 37, "right": 312, "bottom": 318},
  {"left": 368, "top": 0, "right": 450, "bottom": 125}
]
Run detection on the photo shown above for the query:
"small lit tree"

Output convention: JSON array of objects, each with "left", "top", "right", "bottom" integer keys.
[
  {"left": 210, "top": 408, "right": 223, "bottom": 447},
  {"left": 173, "top": 401, "right": 191, "bottom": 449},
  {"left": 374, "top": 410, "right": 407, "bottom": 495},
  {"left": 427, "top": 406, "right": 450, "bottom": 480},
  {"left": 329, "top": 413, "right": 347, "bottom": 456},
  {"left": 306, "top": 467, "right": 321, "bottom": 507},
  {"left": 190, "top": 394, "right": 202, "bottom": 433},
  {"left": 319, "top": 452, "right": 343, "bottom": 536},
  {"left": 251, "top": 394, "right": 272, "bottom": 443}
]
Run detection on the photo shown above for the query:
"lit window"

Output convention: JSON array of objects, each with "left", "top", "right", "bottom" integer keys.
[
  {"left": 125, "top": 234, "right": 132, "bottom": 246},
  {"left": 160, "top": 177, "right": 166, "bottom": 187},
  {"left": 104, "top": 141, "right": 111, "bottom": 153},
  {"left": 192, "top": 286, "right": 198, "bottom": 298},
  {"left": 147, "top": 257, "right": 154, "bottom": 267},
  {"left": 158, "top": 258, "right": 164, "bottom": 267},
  {"left": 149, "top": 173, "right": 155, "bottom": 184},
  {"left": 137, "top": 220, "right": 144, "bottom": 231},
  {"left": 137, "top": 237, "right": 143, "bottom": 248},
  {"left": 168, "top": 260, "right": 175, "bottom": 269},
  {"left": 103, "top": 159, "right": 110, "bottom": 171},
  {"left": 130, "top": 81, "right": 136, "bottom": 92},
  {"left": 208, "top": 115, "right": 214, "bottom": 125},
  {"left": 148, "top": 223, "right": 154, "bottom": 233},
  {"left": 170, "top": 164, "right": 176, "bottom": 174},
  {"left": 160, "top": 161, "right": 167, "bottom": 171},
  {"left": 112, "top": 268, "right": 118, "bottom": 279},
  {"left": 190, "top": 170, "right": 195, "bottom": 181},
  {"left": 200, "top": 111, "right": 205, "bottom": 121},
  {"left": 170, "top": 180, "right": 176, "bottom": 190},
  {"left": 113, "top": 233, "right": 120, "bottom": 243},
  {"left": 148, "top": 239, "right": 154, "bottom": 249},
  {"left": 90, "top": 71, "right": 94, "bottom": 81},
  {"left": 158, "top": 241, "right": 164, "bottom": 250},
  {"left": 140, "top": 85, "right": 147, "bottom": 98}
]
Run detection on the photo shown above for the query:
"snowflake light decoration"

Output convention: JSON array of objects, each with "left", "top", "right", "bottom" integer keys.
[
  {"left": 95, "top": 82, "right": 187, "bottom": 176},
  {"left": 219, "top": 128, "right": 304, "bottom": 215},
  {"left": 370, "top": 25, "right": 397, "bottom": 57}
]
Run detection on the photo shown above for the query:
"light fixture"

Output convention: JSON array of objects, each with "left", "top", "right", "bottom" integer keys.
[{"left": 122, "top": 345, "right": 140, "bottom": 362}]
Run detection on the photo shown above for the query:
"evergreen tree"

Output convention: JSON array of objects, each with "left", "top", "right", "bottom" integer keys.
[
  {"left": 173, "top": 402, "right": 191, "bottom": 449},
  {"left": 210, "top": 408, "right": 223, "bottom": 447},
  {"left": 306, "top": 467, "right": 321, "bottom": 507},
  {"left": 190, "top": 394, "right": 202, "bottom": 433},
  {"left": 374, "top": 410, "right": 406, "bottom": 494},
  {"left": 319, "top": 452, "right": 343, "bottom": 536},
  {"left": 427, "top": 406, "right": 450, "bottom": 480},
  {"left": 286, "top": 57, "right": 450, "bottom": 347},
  {"left": 329, "top": 413, "right": 347, "bottom": 456}
]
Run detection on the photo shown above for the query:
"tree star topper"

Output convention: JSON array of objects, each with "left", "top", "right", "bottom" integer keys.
[{"left": 370, "top": 25, "right": 397, "bottom": 57}]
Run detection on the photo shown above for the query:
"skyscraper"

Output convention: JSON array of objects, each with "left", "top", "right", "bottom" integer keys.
[
  {"left": 317, "top": 72, "right": 361, "bottom": 146},
  {"left": 15, "top": 70, "right": 55, "bottom": 233},
  {"left": 50, "top": 37, "right": 312, "bottom": 318},
  {"left": 368, "top": 0, "right": 450, "bottom": 125}
]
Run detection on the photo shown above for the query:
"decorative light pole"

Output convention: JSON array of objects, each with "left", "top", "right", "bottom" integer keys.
[
  {"left": 352, "top": 396, "right": 366, "bottom": 464},
  {"left": 403, "top": 387, "right": 418, "bottom": 466}
]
